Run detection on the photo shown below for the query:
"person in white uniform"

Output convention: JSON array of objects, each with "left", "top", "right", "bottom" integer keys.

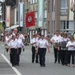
[
  {"left": 35, "top": 34, "right": 41, "bottom": 63},
  {"left": 30, "top": 34, "right": 36, "bottom": 63},
  {"left": 5, "top": 32, "right": 11, "bottom": 53},
  {"left": 19, "top": 32, "right": 25, "bottom": 43},
  {"left": 50, "top": 30, "right": 62, "bottom": 63},
  {"left": 59, "top": 33, "right": 69, "bottom": 65},
  {"left": 37, "top": 35, "right": 50, "bottom": 67},
  {"left": 66, "top": 37, "right": 75, "bottom": 67},
  {"left": 8, "top": 35, "right": 18, "bottom": 67},
  {"left": 16, "top": 33, "right": 25, "bottom": 66}
]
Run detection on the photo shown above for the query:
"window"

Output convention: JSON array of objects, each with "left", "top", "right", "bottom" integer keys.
[
  {"left": 52, "top": 20, "right": 55, "bottom": 34},
  {"left": 17, "top": 11, "right": 18, "bottom": 22},
  {"left": 60, "top": 21, "right": 65, "bottom": 29},
  {"left": 45, "top": 10, "right": 47, "bottom": 18},
  {"left": 48, "top": 0, "right": 50, "bottom": 12},
  {"left": 32, "top": 0, "right": 37, "bottom": 4},
  {"left": 52, "top": 0, "right": 55, "bottom": 11},
  {"left": 60, "top": 20, "right": 74, "bottom": 36},
  {"left": 35, "top": 12, "right": 37, "bottom": 18},
  {"left": 29, "top": 0, "right": 33, "bottom": 4},
  {"left": 60, "top": 0, "right": 68, "bottom": 14},
  {"left": 35, "top": 0, "right": 37, "bottom": 3}
]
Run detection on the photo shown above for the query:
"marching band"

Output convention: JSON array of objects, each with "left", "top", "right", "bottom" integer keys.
[{"left": 3, "top": 29, "right": 75, "bottom": 67}]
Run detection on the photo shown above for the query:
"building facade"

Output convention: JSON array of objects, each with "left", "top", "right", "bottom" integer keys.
[{"left": 9, "top": 0, "right": 75, "bottom": 36}]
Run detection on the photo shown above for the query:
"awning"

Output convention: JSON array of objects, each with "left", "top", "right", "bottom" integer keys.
[{"left": 5, "top": 25, "right": 20, "bottom": 31}]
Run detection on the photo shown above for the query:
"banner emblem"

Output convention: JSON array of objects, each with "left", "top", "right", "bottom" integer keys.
[{"left": 28, "top": 16, "right": 32, "bottom": 23}]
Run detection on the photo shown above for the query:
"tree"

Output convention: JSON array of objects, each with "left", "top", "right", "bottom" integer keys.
[{"left": 0, "top": 23, "right": 3, "bottom": 32}]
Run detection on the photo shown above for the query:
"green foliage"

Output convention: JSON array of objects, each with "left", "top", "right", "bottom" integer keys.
[
  {"left": 0, "top": 23, "right": 3, "bottom": 32},
  {"left": 10, "top": 23, "right": 14, "bottom": 26},
  {"left": 72, "top": 4, "right": 75, "bottom": 13}
]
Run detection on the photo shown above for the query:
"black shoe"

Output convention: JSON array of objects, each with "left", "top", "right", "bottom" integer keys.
[
  {"left": 12, "top": 64, "right": 16, "bottom": 67},
  {"left": 40, "top": 64, "right": 42, "bottom": 67},
  {"left": 32, "top": 61, "right": 34, "bottom": 63},
  {"left": 36, "top": 61, "right": 38, "bottom": 63},
  {"left": 58, "top": 62, "right": 60, "bottom": 64},
  {"left": 16, "top": 63, "right": 19, "bottom": 66},
  {"left": 54, "top": 61, "right": 56, "bottom": 63},
  {"left": 43, "top": 64, "right": 45, "bottom": 67}
]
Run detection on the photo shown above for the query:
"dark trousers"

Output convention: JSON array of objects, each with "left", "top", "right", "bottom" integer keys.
[
  {"left": 10, "top": 48, "right": 17, "bottom": 66},
  {"left": 68, "top": 51, "right": 75, "bottom": 64},
  {"left": 38, "top": 48, "right": 46, "bottom": 66},
  {"left": 61, "top": 50, "right": 68, "bottom": 65},
  {"left": 36, "top": 53, "right": 38, "bottom": 63},
  {"left": 54, "top": 47, "right": 61, "bottom": 63},
  {"left": 17, "top": 48, "right": 21, "bottom": 64},
  {"left": 32, "top": 46, "right": 38, "bottom": 63},
  {"left": 32, "top": 46, "right": 36, "bottom": 62}
]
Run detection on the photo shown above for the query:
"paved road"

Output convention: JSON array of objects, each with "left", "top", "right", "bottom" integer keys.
[{"left": 0, "top": 41, "right": 75, "bottom": 75}]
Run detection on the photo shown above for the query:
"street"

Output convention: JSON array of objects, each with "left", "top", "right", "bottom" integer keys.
[{"left": 0, "top": 41, "right": 75, "bottom": 75}]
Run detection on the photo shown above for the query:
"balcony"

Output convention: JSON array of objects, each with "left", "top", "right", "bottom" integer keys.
[{"left": 60, "top": 7, "right": 68, "bottom": 15}]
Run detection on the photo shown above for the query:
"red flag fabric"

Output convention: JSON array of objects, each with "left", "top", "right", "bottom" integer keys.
[{"left": 26, "top": 11, "right": 35, "bottom": 28}]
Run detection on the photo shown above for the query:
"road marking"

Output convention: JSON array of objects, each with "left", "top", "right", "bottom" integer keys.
[
  {"left": 1, "top": 54, "right": 22, "bottom": 75},
  {"left": 1, "top": 45, "right": 4, "bottom": 46}
]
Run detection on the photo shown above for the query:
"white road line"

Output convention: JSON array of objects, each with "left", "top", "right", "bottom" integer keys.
[
  {"left": 1, "top": 45, "right": 4, "bottom": 46},
  {"left": 1, "top": 54, "right": 22, "bottom": 75}
]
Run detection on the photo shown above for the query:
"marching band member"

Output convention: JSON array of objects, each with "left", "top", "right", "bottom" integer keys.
[
  {"left": 66, "top": 37, "right": 75, "bottom": 67},
  {"left": 30, "top": 34, "right": 36, "bottom": 63},
  {"left": 18, "top": 32, "right": 25, "bottom": 43},
  {"left": 35, "top": 34, "right": 41, "bottom": 63},
  {"left": 50, "top": 30, "right": 61, "bottom": 63},
  {"left": 8, "top": 35, "right": 18, "bottom": 67},
  {"left": 16, "top": 33, "right": 25, "bottom": 66},
  {"left": 60, "top": 33, "right": 69, "bottom": 65},
  {"left": 37, "top": 35, "right": 50, "bottom": 67},
  {"left": 4, "top": 32, "right": 11, "bottom": 53}
]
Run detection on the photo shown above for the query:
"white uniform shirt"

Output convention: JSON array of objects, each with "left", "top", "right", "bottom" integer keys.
[
  {"left": 50, "top": 35, "right": 62, "bottom": 43},
  {"left": 60, "top": 37, "right": 69, "bottom": 42},
  {"left": 17, "top": 38, "right": 24, "bottom": 48},
  {"left": 8, "top": 39, "right": 18, "bottom": 49},
  {"left": 19, "top": 34, "right": 25, "bottom": 40},
  {"left": 66, "top": 41, "right": 75, "bottom": 51},
  {"left": 5, "top": 36, "right": 11, "bottom": 45},
  {"left": 30, "top": 38, "right": 36, "bottom": 47},
  {"left": 38, "top": 39, "right": 49, "bottom": 48},
  {"left": 36, "top": 37, "right": 40, "bottom": 46}
]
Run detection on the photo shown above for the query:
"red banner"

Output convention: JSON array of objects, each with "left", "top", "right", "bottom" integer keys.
[{"left": 26, "top": 12, "right": 35, "bottom": 28}]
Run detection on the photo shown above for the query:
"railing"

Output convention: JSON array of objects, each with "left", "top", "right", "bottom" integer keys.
[{"left": 60, "top": 7, "right": 68, "bottom": 15}]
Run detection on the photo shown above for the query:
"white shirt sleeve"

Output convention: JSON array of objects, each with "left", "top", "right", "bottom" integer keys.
[{"left": 66, "top": 42, "right": 69, "bottom": 47}]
